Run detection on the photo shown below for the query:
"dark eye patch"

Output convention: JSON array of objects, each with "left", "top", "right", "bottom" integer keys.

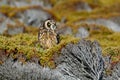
[{"left": 47, "top": 22, "right": 51, "bottom": 27}]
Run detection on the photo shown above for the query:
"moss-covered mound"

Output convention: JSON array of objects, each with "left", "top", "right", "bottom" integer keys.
[{"left": 0, "top": 34, "right": 79, "bottom": 68}]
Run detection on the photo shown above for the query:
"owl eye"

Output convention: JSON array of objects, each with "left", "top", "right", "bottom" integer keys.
[{"left": 47, "top": 22, "right": 51, "bottom": 27}]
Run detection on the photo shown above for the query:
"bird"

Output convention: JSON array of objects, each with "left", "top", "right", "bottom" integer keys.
[{"left": 38, "top": 19, "right": 60, "bottom": 49}]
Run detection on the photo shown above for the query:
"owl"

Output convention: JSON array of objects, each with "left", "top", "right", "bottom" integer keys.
[{"left": 38, "top": 20, "right": 59, "bottom": 49}]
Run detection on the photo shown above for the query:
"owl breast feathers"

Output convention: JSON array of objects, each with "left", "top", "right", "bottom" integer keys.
[{"left": 38, "top": 29, "right": 59, "bottom": 49}]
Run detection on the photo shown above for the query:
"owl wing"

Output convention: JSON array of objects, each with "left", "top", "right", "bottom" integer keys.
[
  {"left": 56, "top": 33, "right": 60, "bottom": 44},
  {"left": 38, "top": 31, "right": 40, "bottom": 40},
  {"left": 38, "top": 28, "right": 44, "bottom": 41}
]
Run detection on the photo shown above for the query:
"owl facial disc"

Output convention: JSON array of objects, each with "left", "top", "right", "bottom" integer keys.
[{"left": 44, "top": 20, "right": 56, "bottom": 30}]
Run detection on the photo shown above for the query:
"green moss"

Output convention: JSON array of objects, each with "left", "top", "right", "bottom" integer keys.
[
  {"left": 97, "top": 0, "right": 120, "bottom": 7},
  {"left": 88, "top": 32, "right": 120, "bottom": 62},
  {"left": 52, "top": 0, "right": 120, "bottom": 22},
  {"left": 0, "top": 33, "right": 79, "bottom": 68},
  {"left": 103, "top": 47, "right": 120, "bottom": 62},
  {"left": 0, "top": 34, "right": 38, "bottom": 54},
  {"left": 0, "top": 5, "right": 45, "bottom": 17},
  {"left": 89, "top": 32, "right": 120, "bottom": 48}
]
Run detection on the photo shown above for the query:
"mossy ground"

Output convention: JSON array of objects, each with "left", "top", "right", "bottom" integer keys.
[
  {"left": 0, "top": 0, "right": 120, "bottom": 67},
  {"left": 0, "top": 34, "right": 79, "bottom": 68},
  {"left": 88, "top": 30, "right": 120, "bottom": 63}
]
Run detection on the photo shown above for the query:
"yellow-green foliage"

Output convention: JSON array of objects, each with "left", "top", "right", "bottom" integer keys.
[
  {"left": 88, "top": 32, "right": 120, "bottom": 62},
  {"left": 0, "top": 34, "right": 79, "bottom": 68},
  {"left": 103, "top": 47, "right": 120, "bottom": 63},
  {"left": 89, "top": 32, "right": 120, "bottom": 48},
  {"left": 52, "top": 0, "right": 120, "bottom": 22},
  {"left": 87, "top": 0, "right": 120, "bottom": 7},
  {"left": 0, "top": 34, "right": 37, "bottom": 57},
  {"left": 0, "top": 5, "right": 44, "bottom": 17}
]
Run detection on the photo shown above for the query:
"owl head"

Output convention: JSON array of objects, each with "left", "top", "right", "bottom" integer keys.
[{"left": 43, "top": 20, "right": 57, "bottom": 31}]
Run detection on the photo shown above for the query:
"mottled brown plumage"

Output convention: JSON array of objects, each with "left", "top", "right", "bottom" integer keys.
[{"left": 38, "top": 20, "right": 59, "bottom": 49}]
